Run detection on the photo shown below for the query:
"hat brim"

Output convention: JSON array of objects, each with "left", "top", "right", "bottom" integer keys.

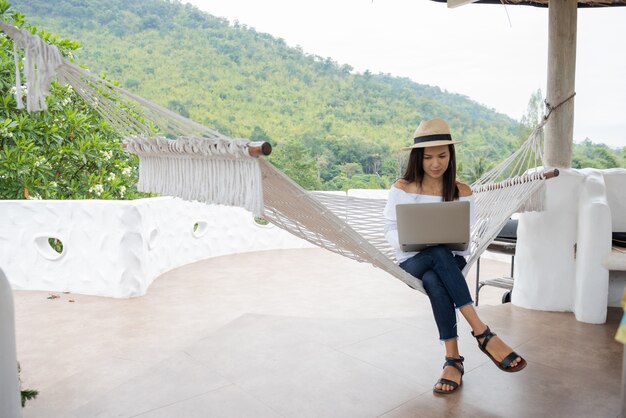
[{"left": 401, "top": 139, "right": 463, "bottom": 151}]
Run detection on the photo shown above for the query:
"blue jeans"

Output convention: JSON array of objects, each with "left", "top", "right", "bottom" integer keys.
[{"left": 399, "top": 246, "right": 473, "bottom": 341}]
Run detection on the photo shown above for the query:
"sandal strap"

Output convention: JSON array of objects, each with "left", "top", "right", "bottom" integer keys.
[
  {"left": 443, "top": 356, "right": 465, "bottom": 374},
  {"left": 499, "top": 351, "right": 520, "bottom": 369},
  {"left": 436, "top": 378, "right": 459, "bottom": 390},
  {"left": 472, "top": 326, "right": 496, "bottom": 351}
]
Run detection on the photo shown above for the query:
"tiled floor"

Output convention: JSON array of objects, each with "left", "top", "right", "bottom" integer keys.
[{"left": 12, "top": 248, "right": 625, "bottom": 417}]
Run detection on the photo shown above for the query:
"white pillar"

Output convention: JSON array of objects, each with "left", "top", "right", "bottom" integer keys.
[
  {"left": 544, "top": 0, "right": 577, "bottom": 168},
  {"left": 0, "top": 268, "right": 23, "bottom": 417}
]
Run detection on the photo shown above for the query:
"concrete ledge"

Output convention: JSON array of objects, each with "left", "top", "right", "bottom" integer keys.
[{"left": 604, "top": 249, "right": 626, "bottom": 271}]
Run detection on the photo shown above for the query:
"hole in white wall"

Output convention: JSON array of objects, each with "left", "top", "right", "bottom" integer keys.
[
  {"left": 192, "top": 221, "right": 208, "bottom": 238},
  {"left": 48, "top": 238, "right": 63, "bottom": 254},
  {"left": 35, "top": 236, "right": 65, "bottom": 261},
  {"left": 253, "top": 216, "right": 273, "bottom": 228},
  {"left": 148, "top": 228, "right": 159, "bottom": 250}
]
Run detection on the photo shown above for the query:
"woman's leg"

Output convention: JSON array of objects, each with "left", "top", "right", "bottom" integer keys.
[
  {"left": 424, "top": 247, "right": 522, "bottom": 368},
  {"left": 400, "top": 256, "right": 458, "bottom": 340},
  {"left": 421, "top": 270, "right": 457, "bottom": 340},
  {"left": 400, "top": 252, "right": 464, "bottom": 392},
  {"left": 401, "top": 246, "right": 521, "bottom": 375},
  {"left": 413, "top": 246, "right": 519, "bottom": 366},
  {"left": 458, "top": 304, "right": 522, "bottom": 368},
  {"left": 415, "top": 246, "right": 473, "bottom": 308},
  {"left": 420, "top": 270, "right": 464, "bottom": 392},
  {"left": 400, "top": 247, "right": 474, "bottom": 340},
  {"left": 436, "top": 337, "right": 464, "bottom": 392}
]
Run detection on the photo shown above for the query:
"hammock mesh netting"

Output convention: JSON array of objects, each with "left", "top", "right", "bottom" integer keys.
[{"left": 1, "top": 22, "right": 557, "bottom": 293}]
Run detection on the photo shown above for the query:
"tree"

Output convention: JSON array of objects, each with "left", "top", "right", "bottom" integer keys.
[
  {"left": 518, "top": 88, "right": 544, "bottom": 145},
  {"left": 338, "top": 162, "right": 363, "bottom": 179},
  {"left": 268, "top": 139, "right": 321, "bottom": 190},
  {"left": 460, "top": 156, "right": 490, "bottom": 184},
  {"left": 572, "top": 138, "right": 621, "bottom": 169},
  {"left": 520, "top": 88, "right": 544, "bottom": 129}
]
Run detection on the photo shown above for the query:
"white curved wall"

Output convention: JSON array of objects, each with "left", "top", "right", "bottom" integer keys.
[
  {"left": 514, "top": 168, "right": 626, "bottom": 323},
  {"left": 0, "top": 197, "right": 312, "bottom": 298},
  {"left": 514, "top": 169, "right": 584, "bottom": 312}
]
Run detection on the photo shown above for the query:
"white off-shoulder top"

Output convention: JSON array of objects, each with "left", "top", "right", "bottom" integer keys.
[{"left": 383, "top": 185, "right": 476, "bottom": 264}]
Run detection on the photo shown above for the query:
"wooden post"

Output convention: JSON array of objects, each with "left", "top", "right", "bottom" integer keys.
[{"left": 544, "top": 0, "right": 577, "bottom": 168}]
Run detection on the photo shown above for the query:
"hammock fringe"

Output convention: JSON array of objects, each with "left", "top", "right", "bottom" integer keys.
[{"left": 126, "top": 135, "right": 264, "bottom": 215}]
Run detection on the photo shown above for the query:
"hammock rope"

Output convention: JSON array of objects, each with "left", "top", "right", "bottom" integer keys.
[{"left": 1, "top": 22, "right": 560, "bottom": 293}]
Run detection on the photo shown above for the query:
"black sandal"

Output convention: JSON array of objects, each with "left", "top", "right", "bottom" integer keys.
[
  {"left": 433, "top": 356, "right": 464, "bottom": 394},
  {"left": 472, "top": 326, "right": 527, "bottom": 373}
]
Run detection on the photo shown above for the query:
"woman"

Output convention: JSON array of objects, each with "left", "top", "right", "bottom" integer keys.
[{"left": 383, "top": 118, "right": 526, "bottom": 395}]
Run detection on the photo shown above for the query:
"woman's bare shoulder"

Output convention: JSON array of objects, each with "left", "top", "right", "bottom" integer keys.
[
  {"left": 456, "top": 181, "right": 473, "bottom": 197},
  {"left": 393, "top": 178, "right": 411, "bottom": 191}
]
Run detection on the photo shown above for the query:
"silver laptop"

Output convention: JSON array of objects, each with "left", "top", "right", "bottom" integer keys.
[{"left": 395, "top": 201, "right": 470, "bottom": 252}]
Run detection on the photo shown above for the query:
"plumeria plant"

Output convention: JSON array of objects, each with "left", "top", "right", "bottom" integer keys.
[{"left": 0, "top": 1, "right": 145, "bottom": 200}]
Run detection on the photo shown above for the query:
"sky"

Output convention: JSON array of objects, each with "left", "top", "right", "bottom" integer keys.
[{"left": 185, "top": 0, "right": 626, "bottom": 148}]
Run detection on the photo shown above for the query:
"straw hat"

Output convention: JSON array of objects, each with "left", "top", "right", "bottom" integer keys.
[{"left": 402, "top": 118, "right": 463, "bottom": 150}]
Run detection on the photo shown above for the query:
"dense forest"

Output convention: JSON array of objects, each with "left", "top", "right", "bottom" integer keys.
[{"left": 8, "top": 0, "right": 626, "bottom": 191}]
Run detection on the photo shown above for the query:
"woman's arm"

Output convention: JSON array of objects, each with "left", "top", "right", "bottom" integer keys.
[
  {"left": 383, "top": 185, "right": 402, "bottom": 251},
  {"left": 455, "top": 192, "right": 476, "bottom": 256}
]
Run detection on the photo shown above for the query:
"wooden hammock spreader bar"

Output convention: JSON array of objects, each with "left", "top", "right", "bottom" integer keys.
[
  {"left": 247, "top": 141, "right": 272, "bottom": 157},
  {"left": 472, "top": 168, "right": 559, "bottom": 194}
]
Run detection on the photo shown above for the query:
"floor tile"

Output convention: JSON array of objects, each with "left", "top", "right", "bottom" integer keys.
[
  {"left": 133, "top": 385, "right": 282, "bottom": 418},
  {"left": 234, "top": 341, "right": 423, "bottom": 418},
  {"left": 459, "top": 359, "right": 622, "bottom": 418},
  {"left": 66, "top": 351, "right": 230, "bottom": 418}
]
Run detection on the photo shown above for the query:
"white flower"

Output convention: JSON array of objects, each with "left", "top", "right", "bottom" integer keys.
[
  {"left": 27, "top": 194, "right": 42, "bottom": 200},
  {"left": 0, "top": 127, "right": 13, "bottom": 139},
  {"left": 122, "top": 167, "right": 132, "bottom": 176},
  {"left": 119, "top": 185, "right": 126, "bottom": 198},
  {"left": 89, "top": 184, "right": 104, "bottom": 196},
  {"left": 106, "top": 173, "right": 116, "bottom": 182},
  {"left": 50, "top": 181, "right": 57, "bottom": 188},
  {"left": 101, "top": 150, "right": 113, "bottom": 160}
]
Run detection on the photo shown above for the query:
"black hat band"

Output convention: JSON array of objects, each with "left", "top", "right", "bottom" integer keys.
[{"left": 413, "top": 133, "right": 453, "bottom": 144}]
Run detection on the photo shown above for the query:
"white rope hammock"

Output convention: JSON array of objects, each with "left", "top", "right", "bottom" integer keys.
[{"left": 2, "top": 22, "right": 559, "bottom": 294}]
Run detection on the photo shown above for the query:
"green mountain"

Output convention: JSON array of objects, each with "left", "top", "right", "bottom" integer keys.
[{"left": 7, "top": 0, "right": 577, "bottom": 188}]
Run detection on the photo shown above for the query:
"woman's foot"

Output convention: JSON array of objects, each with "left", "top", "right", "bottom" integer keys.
[
  {"left": 472, "top": 327, "right": 526, "bottom": 372},
  {"left": 433, "top": 356, "right": 464, "bottom": 394}
]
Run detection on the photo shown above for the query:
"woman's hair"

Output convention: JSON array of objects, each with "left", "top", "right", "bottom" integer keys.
[{"left": 402, "top": 145, "right": 459, "bottom": 201}]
